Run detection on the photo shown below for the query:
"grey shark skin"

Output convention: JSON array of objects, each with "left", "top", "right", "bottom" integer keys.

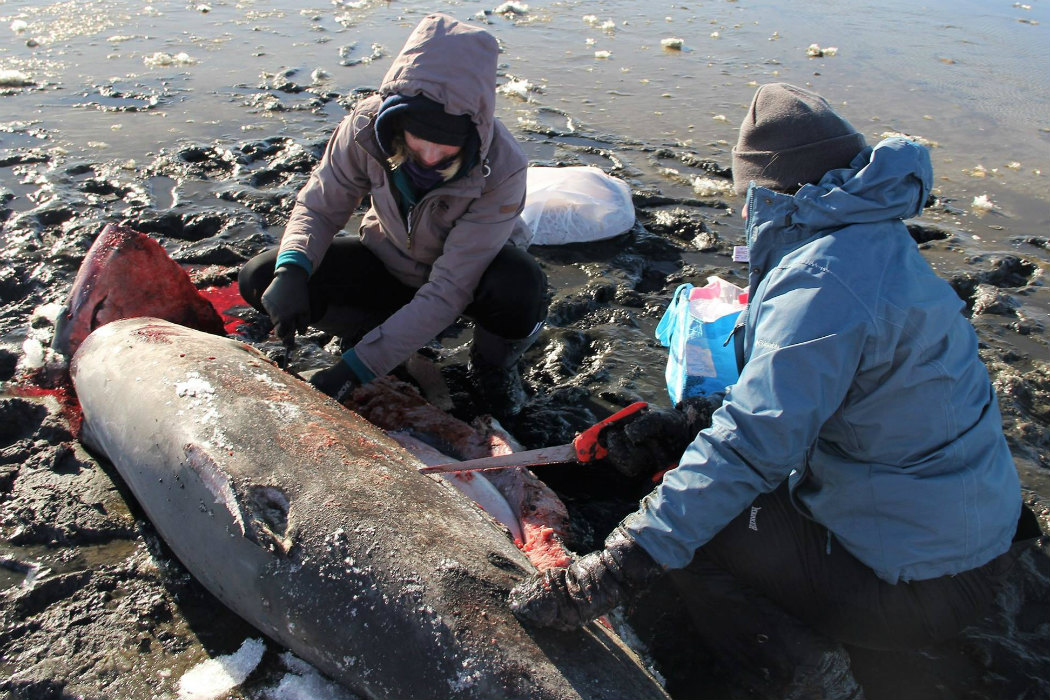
[{"left": 70, "top": 318, "right": 668, "bottom": 700}]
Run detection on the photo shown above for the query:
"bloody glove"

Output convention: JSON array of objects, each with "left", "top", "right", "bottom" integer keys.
[
  {"left": 261, "top": 264, "right": 311, "bottom": 342},
  {"left": 309, "top": 358, "right": 361, "bottom": 403},
  {"left": 508, "top": 526, "right": 663, "bottom": 632},
  {"left": 601, "top": 395, "right": 722, "bottom": 478}
]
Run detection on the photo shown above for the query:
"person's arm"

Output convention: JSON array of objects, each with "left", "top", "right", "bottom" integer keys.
[
  {"left": 511, "top": 262, "right": 873, "bottom": 627},
  {"left": 279, "top": 112, "right": 374, "bottom": 274},
  {"left": 624, "top": 270, "right": 870, "bottom": 568},
  {"left": 260, "top": 112, "right": 375, "bottom": 347}
]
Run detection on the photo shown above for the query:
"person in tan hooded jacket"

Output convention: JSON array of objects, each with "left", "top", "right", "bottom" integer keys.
[{"left": 239, "top": 13, "right": 547, "bottom": 418}]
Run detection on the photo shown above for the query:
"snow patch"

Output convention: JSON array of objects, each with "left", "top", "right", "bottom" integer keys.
[
  {"left": 257, "top": 652, "right": 358, "bottom": 699},
  {"left": 176, "top": 637, "right": 265, "bottom": 700},
  {"left": 692, "top": 176, "right": 733, "bottom": 197},
  {"left": 972, "top": 194, "right": 997, "bottom": 211}
]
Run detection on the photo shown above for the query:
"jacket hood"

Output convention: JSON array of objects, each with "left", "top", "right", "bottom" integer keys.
[
  {"left": 379, "top": 13, "right": 499, "bottom": 157},
  {"left": 748, "top": 137, "right": 933, "bottom": 238}
]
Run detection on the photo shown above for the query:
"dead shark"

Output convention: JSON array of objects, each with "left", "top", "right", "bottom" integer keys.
[{"left": 71, "top": 317, "right": 668, "bottom": 699}]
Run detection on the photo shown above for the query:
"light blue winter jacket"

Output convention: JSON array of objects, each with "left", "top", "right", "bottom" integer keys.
[{"left": 624, "top": 138, "right": 1020, "bottom": 584}]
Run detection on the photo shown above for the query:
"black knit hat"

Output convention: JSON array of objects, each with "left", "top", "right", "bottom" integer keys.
[
  {"left": 374, "top": 94, "right": 474, "bottom": 155},
  {"left": 731, "top": 83, "right": 867, "bottom": 195}
]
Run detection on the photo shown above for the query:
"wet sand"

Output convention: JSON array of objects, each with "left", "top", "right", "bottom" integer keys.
[{"left": 1, "top": 1, "right": 1048, "bottom": 698}]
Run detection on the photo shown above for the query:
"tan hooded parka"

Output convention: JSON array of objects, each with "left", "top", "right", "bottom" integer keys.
[{"left": 278, "top": 13, "right": 531, "bottom": 377}]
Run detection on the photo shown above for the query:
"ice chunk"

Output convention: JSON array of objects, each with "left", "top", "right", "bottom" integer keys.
[
  {"left": 971, "top": 194, "right": 997, "bottom": 211},
  {"left": 144, "top": 51, "right": 197, "bottom": 67},
  {"left": 176, "top": 637, "right": 266, "bottom": 700},
  {"left": 494, "top": 2, "right": 529, "bottom": 15},
  {"left": 0, "top": 69, "right": 32, "bottom": 87}
]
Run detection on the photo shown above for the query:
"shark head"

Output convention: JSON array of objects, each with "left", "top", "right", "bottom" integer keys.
[{"left": 52, "top": 223, "right": 226, "bottom": 357}]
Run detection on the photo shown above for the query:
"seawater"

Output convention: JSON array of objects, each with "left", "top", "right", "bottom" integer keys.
[{"left": 1, "top": 0, "right": 1047, "bottom": 298}]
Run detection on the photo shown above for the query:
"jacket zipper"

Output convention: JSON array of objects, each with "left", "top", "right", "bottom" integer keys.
[
  {"left": 729, "top": 187, "right": 762, "bottom": 372},
  {"left": 402, "top": 158, "right": 488, "bottom": 251}
]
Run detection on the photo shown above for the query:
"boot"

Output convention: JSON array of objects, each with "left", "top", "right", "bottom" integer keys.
[{"left": 468, "top": 325, "right": 541, "bottom": 420}]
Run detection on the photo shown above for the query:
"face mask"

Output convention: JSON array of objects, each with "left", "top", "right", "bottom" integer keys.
[{"left": 401, "top": 155, "right": 456, "bottom": 190}]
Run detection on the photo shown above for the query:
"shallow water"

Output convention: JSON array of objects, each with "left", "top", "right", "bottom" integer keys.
[
  {"left": 2, "top": 0, "right": 1048, "bottom": 321},
  {"left": 2, "top": 1, "right": 1047, "bottom": 195}
]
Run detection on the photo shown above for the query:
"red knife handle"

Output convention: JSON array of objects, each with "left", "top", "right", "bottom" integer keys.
[{"left": 572, "top": 401, "right": 649, "bottom": 463}]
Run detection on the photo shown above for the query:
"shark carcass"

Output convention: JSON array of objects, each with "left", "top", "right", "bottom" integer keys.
[{"left": 71, "top": 317, "right": 668, "bottom": 699}]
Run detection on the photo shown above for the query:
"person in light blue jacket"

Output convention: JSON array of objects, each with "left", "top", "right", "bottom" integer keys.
[{"left": 509, "top": 83, "right": 1033, "bottom": 697}]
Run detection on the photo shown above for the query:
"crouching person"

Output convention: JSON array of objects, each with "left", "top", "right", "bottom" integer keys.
[
  {"left": 238, "top": 13, "right": 547, "bottom": 420},
  {"left": 509, "top": 83, "right": 1037, "bottom": 698}
]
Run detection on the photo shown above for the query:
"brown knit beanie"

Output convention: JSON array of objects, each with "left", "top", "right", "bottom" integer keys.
[{"left": 732, "top": 83, "right": 867, "bottom": 195}]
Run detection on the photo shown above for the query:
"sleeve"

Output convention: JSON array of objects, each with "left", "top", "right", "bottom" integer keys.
[
  {"left": 351, "top": 163, "right": 528, "bottom": 378},
  {"left": 278, "top": 113, "right": 374, "bottom": 273},
  {"left": 622, "top": 264, "right": 873, "bottom": 569}
]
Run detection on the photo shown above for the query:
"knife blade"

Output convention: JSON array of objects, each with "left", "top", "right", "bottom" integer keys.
[{"left": 418, "top": 401, "right": 648, "bottom": 474}]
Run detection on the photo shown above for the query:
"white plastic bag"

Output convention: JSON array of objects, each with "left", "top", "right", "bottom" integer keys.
[{"left": 521, "top": 166, "right": 635, "bottom": 245}]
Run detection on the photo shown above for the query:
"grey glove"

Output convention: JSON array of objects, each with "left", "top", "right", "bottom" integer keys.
[
  {"left": 309, "top": 358, "right": 361, "bottom": 403},
  {"left": 508, "top": 526, "right": 663, "bottom": 632},
  {"left": 261, "top": 264, "right": 311, "bottom": 341}
]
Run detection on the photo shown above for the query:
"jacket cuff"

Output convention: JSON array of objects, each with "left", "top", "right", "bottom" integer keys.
[
  {"left": 275, "top": 250, "right": 314, "bottom": 276},
  {"left": 341, "top": 347, "right": 377, "bottom": 384}
]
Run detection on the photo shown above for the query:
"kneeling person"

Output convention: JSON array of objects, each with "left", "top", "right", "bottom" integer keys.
[
  {"left": 239, "top": 13, "right": 547, "bottom": 419},
  {"left": 509, "top": 83, "right": 1034, "bottom": 697}
]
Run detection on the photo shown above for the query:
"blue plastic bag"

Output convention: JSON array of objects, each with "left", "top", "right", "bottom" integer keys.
[{"left": 655, "top": 278, "right": 747, "bottom": 405}]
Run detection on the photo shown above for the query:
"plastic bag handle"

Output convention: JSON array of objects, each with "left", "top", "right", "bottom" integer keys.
[{"left": 655, "top": 283, "right": 693, "bottom": 347}]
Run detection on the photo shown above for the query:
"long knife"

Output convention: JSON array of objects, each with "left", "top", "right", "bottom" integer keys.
[{"left": 418, "top": 402, "right": 648, "bottom": 474}]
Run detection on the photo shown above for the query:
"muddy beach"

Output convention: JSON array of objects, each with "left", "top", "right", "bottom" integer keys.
[{"left": 1, "top": 1, "right": 1049, "bottom": 699}]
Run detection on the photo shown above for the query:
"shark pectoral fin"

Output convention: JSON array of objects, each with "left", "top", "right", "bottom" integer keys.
[{"left": 184, "top": 444, "right": 294, "bottom": 556}]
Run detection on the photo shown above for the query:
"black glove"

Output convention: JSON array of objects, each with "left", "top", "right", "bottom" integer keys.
[
  {"left": 601, "top": 395, "right": 722, "bottom": 478},
  {"left": 309, "top": 358, "right": 361, "bottom": 403},
  {"left": 508, "top": 526, "right": 663, "bottom": 632},
  {"left": 261, "top": 264, "right": 311, "bottom": 341}
]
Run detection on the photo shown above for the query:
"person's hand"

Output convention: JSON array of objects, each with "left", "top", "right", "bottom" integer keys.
[
  {"left": 309, "top": 358, "right": 361, "bottom": 403},
  {"left": 261, "top": 264, "right": 310, "bottom": 341},
  {"left": 508, "top": 526, "right": 662, "bottom": 631},
  {"left": 600, "top": 395, "right": 722, "bottom": 478},
  {"left": 601, "top": 408, "right": 691, "bottom": 478}
]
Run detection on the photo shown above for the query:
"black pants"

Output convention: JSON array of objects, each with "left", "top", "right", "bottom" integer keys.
[
  {"left": 672, "top": 484, "right": 1014, "bottom": 650},
  {"left": 238, "top": 238, "right": 549, "bottom": 340},
  {"left": 662, "top": 483, "right": 1022, "bottom": 697}
]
